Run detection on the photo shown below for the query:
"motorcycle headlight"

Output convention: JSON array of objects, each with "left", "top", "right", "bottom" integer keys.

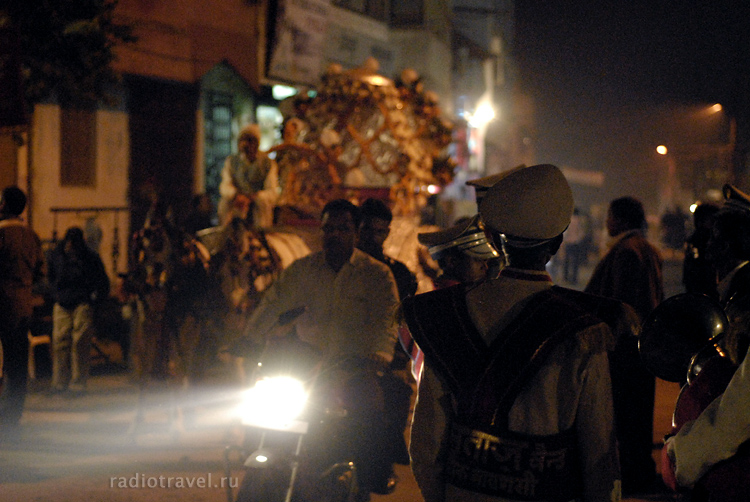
[{"left": 237, "top": 376, "right": 308, "bottom": 430}]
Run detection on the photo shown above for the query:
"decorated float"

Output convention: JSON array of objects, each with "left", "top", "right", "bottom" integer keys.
[
  {"left": 196, "top": 58, "right": 455, "bottom": 316},
  {"left": 271, "top": 57, "right": 455, "bottom": 222}
]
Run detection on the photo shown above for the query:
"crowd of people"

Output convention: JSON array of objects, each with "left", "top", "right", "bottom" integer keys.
[{"left": 2, "top": 145, "right": 750, "bottom": 501}]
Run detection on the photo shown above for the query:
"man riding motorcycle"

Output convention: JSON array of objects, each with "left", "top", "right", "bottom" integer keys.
[{"left": 235, "top": 199, "right": 401, "bottom": 500}]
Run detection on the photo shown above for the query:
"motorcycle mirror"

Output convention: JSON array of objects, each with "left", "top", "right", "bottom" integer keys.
[{"left": 639, "top": 293, "right": 728, "bottom": 382}]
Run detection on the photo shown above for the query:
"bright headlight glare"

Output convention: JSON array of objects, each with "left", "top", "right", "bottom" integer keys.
[{"left": 238, "top": 376, "right": 308, "bottom": 427}]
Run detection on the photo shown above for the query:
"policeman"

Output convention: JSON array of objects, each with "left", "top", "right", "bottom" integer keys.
[
  {"left": 417, "top": 214, "right": 500, "bottom": 289},
  {"left": 405, "top": 164, "right": 620, "bottom": 502},
  {"left": 465, "top": 164, "right": 526, "bottom": 208}
]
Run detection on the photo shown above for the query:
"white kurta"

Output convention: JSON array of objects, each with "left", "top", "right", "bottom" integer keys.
[
  {"left": 667, "top": 343, "right": 750, "bottom": 487},
  {"left": 665, "top": 261, "right": 750, "bottom": 488},
  {"left": 218, "top": 154, "right": 279, "bottom": 229}
]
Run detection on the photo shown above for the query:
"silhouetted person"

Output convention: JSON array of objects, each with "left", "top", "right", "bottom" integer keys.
[
  {"left": 586, "top": 196, "right": 664, "bottom": 496},
  {"left": 0, "top": 187, "right": 44, "bottom": 431},
  {"left": 563, "top": 208, "right": 587, "bottom": 285},
  {"left": 183, "top": 193, "right": 215, "bottom": 235},
  {"left": 48, "top": 227, "right": 110, "bottom": 394},
  {"left": 356, "top": 197, "right": 417, "bottom": 477},
  {"left": 683, "top": 202, "right": 721, "bottom": 299},
  {"left": 357, "top": 198, "right": 417, "bottom": 302}
]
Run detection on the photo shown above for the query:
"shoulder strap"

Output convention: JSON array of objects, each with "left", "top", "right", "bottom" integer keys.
[
  {"left": 468, "top": 289, "right": 601, "bottom": 429},
  {"left": 404, "top": 287, "right": 601, "bottom": 430},
  {"left": 551, "top": 285, "right": 633, "bottom": 345},
  {"left": 402, "top": 285, "right": 485, "bottom": 394}
]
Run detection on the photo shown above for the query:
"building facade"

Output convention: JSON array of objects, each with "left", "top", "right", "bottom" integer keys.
[{"left": 4, "top": 0, "right": 518, "bottom": 279}]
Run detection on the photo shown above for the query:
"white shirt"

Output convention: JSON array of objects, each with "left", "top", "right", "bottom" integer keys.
[
  {"left": 245, "top": 249, "right": 399, "bottom": 363},
  {"left": 667, "top": 342, "right": 750, "bottom": 488}
]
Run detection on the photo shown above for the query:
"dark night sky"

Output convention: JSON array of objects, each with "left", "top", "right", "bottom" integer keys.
[{"left": 512, "top": 0, "right": 750, "bottom": 214}]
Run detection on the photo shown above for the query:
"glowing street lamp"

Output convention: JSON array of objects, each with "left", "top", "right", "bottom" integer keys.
[
  {"left": 468, "top": 101, "right": 496, "bottom": 128},
  {"left": 657, "top": 144, "right": 678, "bottom": 210}
]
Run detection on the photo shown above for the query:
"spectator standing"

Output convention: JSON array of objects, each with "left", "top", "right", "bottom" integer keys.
[
  {"left": 183, "top": 193, "right": 215, "bottom": 236},
  {"left": 661, "top": 206, "right": 689, "bottom": 252},
  {"left": 0, "top": 186, "right": 44, "bottom": 430},
  {"left": 585, "top": 196, "right": 664, "bottom": 495},
  {"left": 683, "top": 202, "right": 721, "bottom": 299},
  {"left": 48, "top": 227, "right": 110, "bottom": 394},
  {"left": 563, "top": 208, "right": 586, "bottom": 285}
]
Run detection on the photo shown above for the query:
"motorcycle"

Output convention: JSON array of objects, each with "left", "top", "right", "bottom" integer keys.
[{"left": 224, "top": 308, "right": 393, "bottom": 502}]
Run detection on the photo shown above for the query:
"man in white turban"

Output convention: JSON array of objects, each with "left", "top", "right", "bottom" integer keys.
[{"left": 218, "top": 124, "right": 279, "bottom": 229}]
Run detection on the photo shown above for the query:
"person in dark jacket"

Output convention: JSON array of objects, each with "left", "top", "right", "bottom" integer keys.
[
  {"left": 0, "top": 186, "right": 44, "bottom": 430},
  {"left": 48, "top": 227, "right": 110, "bottom": 393},
  {"left": 357, "top": 198, "right": 417, "bottom": 302},
  {"left": 682, "top": 202, "right": 721, "bottom": 299},
  {"left": 585, "top": 196, "right": 664, "bottom": 496},
  {"left": 356, "top": 197, "right": 418, "bottom": 486}
]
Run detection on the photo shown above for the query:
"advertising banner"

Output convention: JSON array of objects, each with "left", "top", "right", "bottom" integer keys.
[{"left": 268, "top": 0, "right": 330, "bottom": 86}]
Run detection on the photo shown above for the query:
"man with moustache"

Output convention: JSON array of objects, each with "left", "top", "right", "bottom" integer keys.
[{"left": 242, "top": 198, "right": 400, "bottom": 499}]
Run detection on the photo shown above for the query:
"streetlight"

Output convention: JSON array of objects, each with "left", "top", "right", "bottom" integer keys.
[
  {"left": 655, "top": 102, "right": 736, "bottom": 208},
  {"left": 657, "top": 144, "right": 678, "bottom": 212},
  {"left": 468, "top": 101, "right": 496, "bottom": 128}
]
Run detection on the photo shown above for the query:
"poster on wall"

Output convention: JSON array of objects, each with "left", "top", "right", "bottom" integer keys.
[
  {"left": 0, "top": 16, "right": 27, "bottom": 128},
  {"left": 267, "top": 0, "right": 330, "bottom": 86}
]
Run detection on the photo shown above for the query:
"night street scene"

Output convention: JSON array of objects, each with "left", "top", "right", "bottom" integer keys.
[{"left": 1, "top": 1, "right": 749, "bottom": 501}]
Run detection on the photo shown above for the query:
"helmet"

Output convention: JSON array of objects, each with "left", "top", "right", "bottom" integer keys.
[
  {"left": 418, "top": 214, "right": 499, "bottom": 261},
  {"left": 639, "top": 293, "right": 728, "bottom": 382}
]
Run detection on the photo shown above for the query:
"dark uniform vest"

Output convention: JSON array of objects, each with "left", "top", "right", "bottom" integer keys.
[{"left": 403, "top": 285, "right": 603, "bottom": 501}]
